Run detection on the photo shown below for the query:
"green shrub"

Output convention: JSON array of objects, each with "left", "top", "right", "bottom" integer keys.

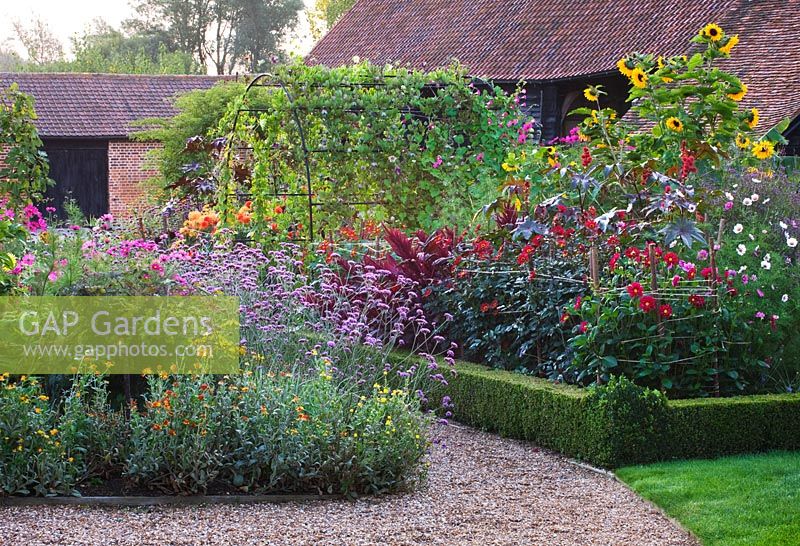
[
  {"left": 446, "top": 362, "right": 800, "bottom": 468},
  {"left": 584, "top": 376, "right": 669, "bottom": 467}
]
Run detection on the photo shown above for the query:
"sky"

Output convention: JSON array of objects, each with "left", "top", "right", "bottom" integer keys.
[{"left": 0, "top": 0, "right": 316, "bottom": 60}]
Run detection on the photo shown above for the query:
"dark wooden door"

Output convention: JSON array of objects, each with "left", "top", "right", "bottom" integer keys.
[{"left": 42, "top": 139, "right": 109, "bottom": 220}]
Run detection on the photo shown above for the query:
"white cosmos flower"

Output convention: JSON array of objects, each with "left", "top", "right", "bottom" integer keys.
[
  {"left": 788, "top": 237, "right": 798, "bottom": 248},
  {"left": 751, "top": 193, "right": 759, "bottom": 201},
  {"left": 764, "top": 253, "right": 771, "bottom": 262},
  {"left": 761, "top": 260, "right": 771, "bottom": 270},
  {"left": 780, "top": 221, "right": 788, "bottom": 230},
  {"left": 749, "top": 233, "right": 755, "bottom": 241},
  {"left": 743, "top": 198, "right": 752, "bottom": 206},
  {"left": 763, "top": 198, "right": 770, "bottom": 204},
  {"left": 738, "top": 265, "right": 748, "bottom": 273},
  {"left": 737, "top": 244, "right": 747, "bottom": 256},
  {"left": 733, "top": 223, "right": 744, "bottom": 234},
  {"left": 725, "top": 192, "right": 735, "bottom": 200},
  {"left": 782, "top": 294, "right": 790, "bottom": 303}
]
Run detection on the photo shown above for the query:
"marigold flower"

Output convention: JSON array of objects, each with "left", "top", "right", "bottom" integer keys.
[{"left": 639, "top": 295, "right": 657, "bottom": 312}]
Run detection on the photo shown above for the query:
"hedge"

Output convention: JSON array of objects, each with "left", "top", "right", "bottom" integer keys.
[{"left": 445, "top": 361, "right": 800, "bottom": 468}]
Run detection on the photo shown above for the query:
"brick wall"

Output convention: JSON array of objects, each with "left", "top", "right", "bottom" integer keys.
[{"left": 108, "top": 140, "right": 160, "bottom": 218}]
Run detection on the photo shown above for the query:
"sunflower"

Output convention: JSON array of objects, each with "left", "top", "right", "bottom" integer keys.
[
  {"left": 584, "top": 86, "right": 600, "bottom": 102},
  {"left": 752, "top": 141, "right": 775, "bottom": 160},
  {"left": 727, "top": 83, "right": 747, "bottom": 102},
  {"left": 700, "top": 23, "right": 724, "bottom": 42},
  {"left": 616, "top": 58, "right": 633, "bottom": 77},
  {"left": 746, "top": 107, "right": 759, "bottom": 129},
  {"left": 720, "top": 34, "right": 739, "bottom": 54},
  {"left": 665, "top": 117, "right": 684, "bottom": 132},
  {"left": 735, "top": 133, "right": 751, "bottom": 149},
  {"left": 629, "top": 67, "right": 648, "bottom": 89},
  {"left": 657, "top": 56, "right": 673, "bottom": 83}
]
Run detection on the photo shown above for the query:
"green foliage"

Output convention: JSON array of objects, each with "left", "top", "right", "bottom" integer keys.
[
  {"left": 218, "top": 60, "right": 526, "bottom": 239},
  {"left": 584, "top": 376, "right": 669, "bottom": 466},
  {"left": 445, "top": 361, "right": 800, "bottom": 468},
  {"left": 313, "top": 0, "right": 357, "bottom": 28},
  {"left": 0, "top": 84, "right": 53, "bottom": 206},
  {"left": 133, "top": 81, "right": 251, "bottom": 199},
  {"left": 429, "top": 250, "right": 584, "bottom": 378},
  {"left": 131, "top": 0, "right": 303, "bottom": 74},
  {"left": 618, "top": 451, "right": 800, "bottom": 546},
  {"left": 0, "top": 374, "right": 113, "bottom": 496}
]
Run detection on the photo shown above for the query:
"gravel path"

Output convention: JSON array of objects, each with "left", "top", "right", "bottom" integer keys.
[{"left": 0, "top": 424, "right": 698, "bottom": 546}]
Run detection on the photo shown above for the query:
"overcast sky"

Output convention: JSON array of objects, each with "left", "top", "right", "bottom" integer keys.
[{"left": 0, "top": 0, "right": 316, "bottom": 59}]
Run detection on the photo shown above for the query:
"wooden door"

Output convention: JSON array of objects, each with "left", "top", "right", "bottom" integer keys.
[{"left": 42, "top": 139, "right": 109, "bottom": 220}]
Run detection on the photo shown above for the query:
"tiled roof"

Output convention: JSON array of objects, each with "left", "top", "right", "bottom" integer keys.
[
  {"left": 0, "top": 73, "right": 230, "bottom": 138},
  {"left": 310, "top": 0, "right": 800, "bottom": 130}
]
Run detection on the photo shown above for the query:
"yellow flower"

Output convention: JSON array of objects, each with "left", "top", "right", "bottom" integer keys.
[
  {"left": 752, "top": 141, "right": 775, "bottom": 160},
  {"left": 629, "top": 67, "right": 648, "bottom": 89},
  {"left": 747, "top": 108, "right": 759, "bottom": 129},
  {"left": 583, "top": 86, "right": 599, "bottom": 102},
  {"left": 665, "top": 117, "right": 684, "bottom": 132},
  {"left": 616, "top": 58, "right": 633, "bottom": 77},
  {"left": 720, "top": 34, "right": 739, "bottom": 54},
  {"left": 657, "top": 57, "right": 674, "bottom": 83},
  {"left": 727, "top": 83, "right": 747, "bottom": 102},
  {"left": 700, "top": 23, "right": 724, "bottom": 42},
  {"left": 49, "top": 429, "right": 58, "bottom": 436},
  {"left": 735, "top": 133, "right": 751, "bottom": 149}
]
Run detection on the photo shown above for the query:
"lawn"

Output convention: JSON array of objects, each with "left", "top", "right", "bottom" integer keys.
[{"left": 616, "top": 451, "right": 800, "bottom": 546}]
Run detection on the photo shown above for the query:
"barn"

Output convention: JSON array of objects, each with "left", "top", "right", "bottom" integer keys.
[
  {"left": 309, "top": 0, "right": 800, "bottom": 150},
  {"left": 0, "top": 73, "right": 225, "bottom": 218}
]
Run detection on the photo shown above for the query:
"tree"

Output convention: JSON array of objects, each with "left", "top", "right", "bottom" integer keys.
[
  {"left": 312, "top": 0, "right": 356, "bottom": 33},
  {"left": 130, "top": 0, "right": 303, "bottom": 74},
  {"left": 12, "top": 17, "right": 64, "bottom": 66},
  {"left": 0, "top": 46, "right": 22, "bottom": 72},
  {"left": 68, "top": 20, "right": 202, "bottom": 74}
]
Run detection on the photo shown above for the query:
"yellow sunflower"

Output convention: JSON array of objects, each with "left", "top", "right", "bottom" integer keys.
[
  {"left": 727, "top": 83, "right": 748, "bottom": 102},
  {"left": 616, "top": 58, "right": 633, "bottom": 77},
  {"left": 747, "top": 107, "right": 759, "bottom": 129},
  {"left": 584, "top": 86, "right": 600, "bottom": 102},
  {"left": 720, "top": 34, "right": 739, "bottom": 54},
  {"left": 735, "top": 133, "right": 751, "bottom": 149},
  {"left": 751, "top": 140, "right": 775, "bottom": 160},
  {"left": 657, "top": 56, "right": 674, "bottom": 83},
  {"left": 700, "top": 23, "right": 724, "bottom": 42},
  {"left": 665, "top": 117, "right": 684, "bottom": 132},
  {"left": 629, "top": 67, "right": 648, "bottom": 89}
]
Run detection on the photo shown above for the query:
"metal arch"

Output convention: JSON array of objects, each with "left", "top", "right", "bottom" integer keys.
[
  {"left": 225, "top": 73, "right": 315, "bottom": 241},
  {"left": 225, "top": 72, "right": 513, "bottom": 243}
]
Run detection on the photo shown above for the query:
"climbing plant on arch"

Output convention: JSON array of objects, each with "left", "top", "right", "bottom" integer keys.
[{"left": 215, "top": 60, "right": 533, "bottom": 242}]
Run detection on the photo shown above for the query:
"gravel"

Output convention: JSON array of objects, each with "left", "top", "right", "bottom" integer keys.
[{"left": 0, "top": 424, "right": 698, "bottom": 546}]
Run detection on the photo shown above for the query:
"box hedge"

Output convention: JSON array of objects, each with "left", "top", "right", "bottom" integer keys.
[{"left": 446, "top": 362, "right": 800, "bottom": 468}]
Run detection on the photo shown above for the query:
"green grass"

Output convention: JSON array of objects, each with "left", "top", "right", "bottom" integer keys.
[{"left": 617, "top": 451, "right": 800, "bottom": 546}]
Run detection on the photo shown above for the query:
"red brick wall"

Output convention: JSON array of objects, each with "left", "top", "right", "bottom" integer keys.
[{"left": 108, "top": 140, "right": 160, "bottom": 218}]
